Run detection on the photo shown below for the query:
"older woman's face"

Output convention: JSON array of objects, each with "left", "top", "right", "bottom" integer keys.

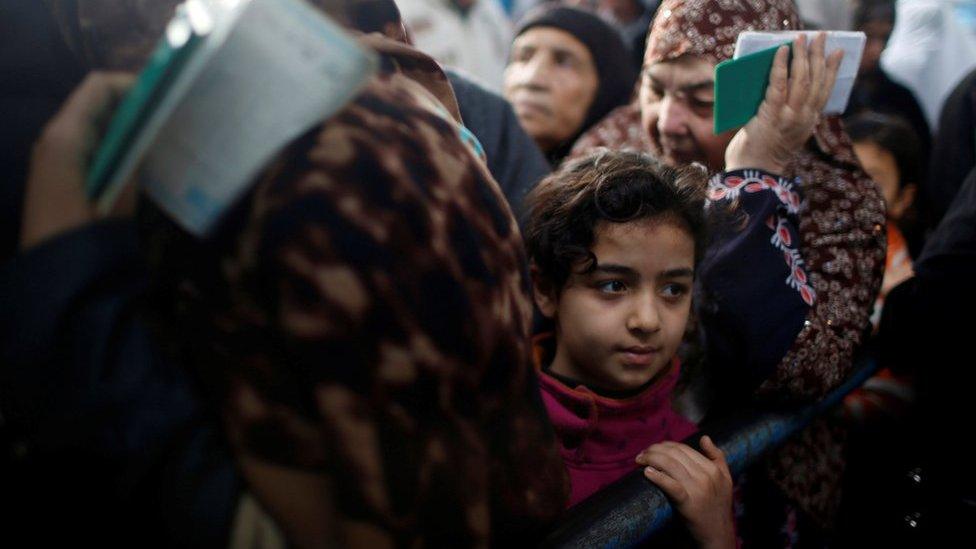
[
  {"left": 639, "top": 55, "right": 734, "bottom": 172},
  {"left": 504, "top": 27, "right": 599, "bottom": 153}
]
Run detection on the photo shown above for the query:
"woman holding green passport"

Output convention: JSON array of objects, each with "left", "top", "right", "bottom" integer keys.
[{"left": 569, "top": 0, "right": 886, "bottom": 543}]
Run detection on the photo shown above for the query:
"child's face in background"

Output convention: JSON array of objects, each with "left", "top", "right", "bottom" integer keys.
[
  {"left": 853, "top": 140, "right": 915, "bottom": 221},
  {"left": 537, "top": 218, "right": 695, "bottom": 392}
]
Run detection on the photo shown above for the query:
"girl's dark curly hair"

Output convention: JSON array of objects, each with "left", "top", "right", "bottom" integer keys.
[{"left": 524, "top": 149, "right": 708, "bottom": 292}]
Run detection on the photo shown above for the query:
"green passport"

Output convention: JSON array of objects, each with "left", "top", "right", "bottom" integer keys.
[
  {"left": 713, "top": 42, "right": 790, "bottom": 134},
  {"left": 85, "top": 11, "right": 204, "bottom": 206}
]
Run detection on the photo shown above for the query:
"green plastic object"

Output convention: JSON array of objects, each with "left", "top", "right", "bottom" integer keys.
[
  {"left": 85, "top": 17, "right": 202, "bottom": 204},
  {"left": 713, "top": 42, "right": 791, "bottom": 134}
]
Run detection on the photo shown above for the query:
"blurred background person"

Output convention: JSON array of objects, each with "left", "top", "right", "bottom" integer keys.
[
  {"left": 503, "top": 4, "right": 636, "bottom": 165},
  {"left": 926, "top": 67, "right": 976, "bottom": 228},
  {"left": 566, "top": 0, "right": 660, "bottom": 72},
  {"left": 845, "top": 0, "right": 930, "bottom": 170},
  {"left": 795, "top": 0, "right": 854, "bottom": 30},
  {"left": 848, "top": 112, "right": 921, "bottom": 321},
  {"left": 881, "top": 0, "right": 976, "bottom": 130},
  {"left": 397, "top": 0, "right": 512, "bottom": 91}
]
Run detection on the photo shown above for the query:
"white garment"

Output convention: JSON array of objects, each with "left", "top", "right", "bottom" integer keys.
[
  {"left": 795, "top": 0, "right": 853, "bottom": 31},
  {"left": 509, "top": 0, "right": 543, "bottom": 21},
  {"left": 881, "top": 0, "right": 976, "bottom": 131},
  {"left": 398, "top": 0, "right": 513, "bottom": 92}
]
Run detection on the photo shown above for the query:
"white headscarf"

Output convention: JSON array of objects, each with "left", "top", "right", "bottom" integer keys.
[{"left": 881, "top": 0, "right": 976, "bottom": 131}]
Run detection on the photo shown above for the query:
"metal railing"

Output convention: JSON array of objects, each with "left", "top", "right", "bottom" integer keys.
[{"left": 543, "top": 358, "right": 879, "bottom": 548}]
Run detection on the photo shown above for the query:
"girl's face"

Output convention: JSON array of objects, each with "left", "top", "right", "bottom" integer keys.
[
  {"left": 853, "top": 140, "right": 915, "bottom": 220},
  {"left": 535, "top": 218, "right": 695, "bottom": 392}
]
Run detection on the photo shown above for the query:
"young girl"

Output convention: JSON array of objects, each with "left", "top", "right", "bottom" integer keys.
[
  {"left": 524, "top": 150, "right": 735, "bottom": 548},
  {"left": 848, "top": 112, "right": 921, "bottom": 327}
]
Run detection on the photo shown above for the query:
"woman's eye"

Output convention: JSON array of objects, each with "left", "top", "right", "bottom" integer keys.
[
  {"left": 597, "top": 280, "right": 627, "bottom": 294},
  {"left": 512, "top": 49, "right": 533, "bottom": 63},
  {"left": 554, "top": 53, "right": 577, "bottom": 69},
  {"left": 689, "top": 97, "right": 714, "bottom": 116},
  {"left": 661, "top": 283, "right": 689, "bottom": 299}
]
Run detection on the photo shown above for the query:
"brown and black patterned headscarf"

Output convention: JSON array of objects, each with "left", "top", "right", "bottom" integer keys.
[
  {"left": 49, "top": 0, "right": 569, "bottom": 545},
  {"left": 145, "top": 70, "right": 568, "bottom": 547}
]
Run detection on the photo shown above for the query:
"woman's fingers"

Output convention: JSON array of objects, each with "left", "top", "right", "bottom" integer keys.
[
  {"left": 818, "top": 49, "right": 844, "bottom": 110},
  {"left": 807, "top": 32, "right": 827, "bottom": 107},
  {"left": 764, "top": 44, "right": 791, "bottom": 109},
  {"left": 78, "top": 73, "right": 134, "bottom": 124},
  {"left": 787, "top": 34, "right": 810, "bottom": 111},
  {"left": 41, "top": 72, "right": 134, "bottom": 157}
]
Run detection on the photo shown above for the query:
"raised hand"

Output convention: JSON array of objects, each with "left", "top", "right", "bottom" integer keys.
[
  {"left": 724, "top": 32, "right": 844, "bottom": 174},
  {"left": 21, "top": 72, "right": 134, "bottom": 250}
]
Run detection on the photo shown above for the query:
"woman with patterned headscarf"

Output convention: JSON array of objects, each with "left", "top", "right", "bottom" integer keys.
[
  {"left": 5, "top": 1, "right": 569, "bottom": 546},
  {"left": 570, "top": 0, "right": 886, "bottom": 541}
]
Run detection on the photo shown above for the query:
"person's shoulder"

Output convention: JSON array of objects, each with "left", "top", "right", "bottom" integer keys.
[{"left": 447, "top": 69, "right": 507, "bottom": 111}]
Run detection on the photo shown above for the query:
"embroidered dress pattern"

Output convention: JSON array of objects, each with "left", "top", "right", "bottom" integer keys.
[{"left": 707, "top": 172, "right": 816, "bottom": 306}]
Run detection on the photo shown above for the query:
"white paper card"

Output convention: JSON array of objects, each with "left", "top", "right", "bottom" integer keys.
[
  {"left": 733, "top": 31, "right": 865, "bottom": 114},
  {"left": 141, "top": 0, "right": 377, "bottom": 236}
]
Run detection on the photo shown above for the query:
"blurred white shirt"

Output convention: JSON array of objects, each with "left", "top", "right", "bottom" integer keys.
[
  {"left": 398, "top": 0, "right": 513, "bottom": 92},
  {"left": 881, "top": 0, "right": 976, "bottom": 130},
  {"left": 795, "top": 0, "right": 853, "bottom": 30}
]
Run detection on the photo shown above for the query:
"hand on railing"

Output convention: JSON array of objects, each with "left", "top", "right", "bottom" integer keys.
[
  {"left": 543, "top": 357, "right": 878, "bottom": 548},
  {"left": 635, "top": 437, "right": 735, "bottom": 549}
]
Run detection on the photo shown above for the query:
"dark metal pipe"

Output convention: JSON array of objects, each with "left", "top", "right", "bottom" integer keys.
[{"left": 543, "top": 358, "right": 879, "bottom": 548}]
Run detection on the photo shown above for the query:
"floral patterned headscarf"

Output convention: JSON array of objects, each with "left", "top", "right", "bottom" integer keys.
[{"left": 644, "top": 0, "right": 800, "bottom": 67}]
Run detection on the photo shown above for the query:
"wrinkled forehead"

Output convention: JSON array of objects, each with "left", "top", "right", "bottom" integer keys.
[
  {"left": 644, "top": 0, "right": 800, "bottom": 67},
  {"left": 512, "top": 27, "right": 592, "bottom": 60}
]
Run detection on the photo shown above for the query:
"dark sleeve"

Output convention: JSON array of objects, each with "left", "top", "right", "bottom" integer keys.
[
  {"left": 926, "top": 68, "right": 976, "bottom": 223},
  {"left": 0, "top": 220, "right": 239, "bottom": 547},
  {"left": 917, "top": 167, "right": 976, "bottom": 272},
  {"left": 447, "top": 70, "right": 550, "bottom": 221},
  {"left": 878, "top": 168, "right": 976, "bottom": 519},
  {"left": 696, "top": 169, "right": 813, "bottom": 398}
]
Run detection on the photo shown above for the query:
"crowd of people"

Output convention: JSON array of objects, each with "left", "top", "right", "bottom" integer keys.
[{"left": 1, "top": 0, "right": 975, "bottom": 547}]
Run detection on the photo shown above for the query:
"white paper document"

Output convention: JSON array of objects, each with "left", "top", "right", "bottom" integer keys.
[
  {"left": 733, "top": 31, "right": 865, "bottom": 114},
  {"left": 135, "top": 0, "right": 377, "bottom": 236}
]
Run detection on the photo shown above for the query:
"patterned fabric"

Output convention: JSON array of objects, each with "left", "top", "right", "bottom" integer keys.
[
  {"left": 843, "top": 224, "right": 914, "bottom": 426},
  {"left": 49, "top": 1, "right": 568, "bottom": 543},
  {"left": 706, "top": 171, "right": 814, "bottom": 305},
  {"left": 698, "top": 169, "right": 812, "bottom": 394},
  {"left": 569, "top": 103, "right": 647, "bottom": 159},
  {"left": 143, "top": 64, "right": 569, "bottom": 546},
  {"left": 643, "top": 0, "right": 800, "bottom": 67},
  {"left": 765, "top": 418, "right": 849, "bottom": 530},
  {"left": 568, "top": 0, "right": 886, "bottom": 531}
]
